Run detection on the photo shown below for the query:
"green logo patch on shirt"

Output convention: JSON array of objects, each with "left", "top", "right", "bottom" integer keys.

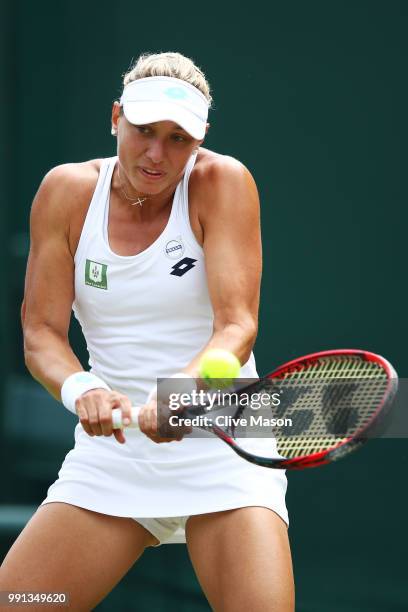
[{"left": 85, "top": 259, "right": 108, "bottom": 289}]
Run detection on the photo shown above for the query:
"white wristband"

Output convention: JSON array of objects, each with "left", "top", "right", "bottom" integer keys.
[{"left": 61, "top": 371, "right": 111, "bottom": 414}]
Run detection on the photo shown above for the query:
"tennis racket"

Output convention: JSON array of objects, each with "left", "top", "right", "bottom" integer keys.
[{"left": 112, "top": 349, "right": 398, "bottom": 470}]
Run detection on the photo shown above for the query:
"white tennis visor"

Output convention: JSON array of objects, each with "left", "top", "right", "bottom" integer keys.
[{"left": 120, "top": 76, "right": 209, "bottom": 140}]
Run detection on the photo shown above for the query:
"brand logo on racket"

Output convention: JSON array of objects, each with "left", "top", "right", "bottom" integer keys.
[
  {"left": 85, "top": 259, "right": 108, "bottom": 289},
  {"left": 165, "top": 238, "right": 184, "bottom": 260}
]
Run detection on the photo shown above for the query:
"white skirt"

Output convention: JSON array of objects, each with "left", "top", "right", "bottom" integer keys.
[{"left": 42, "top": 424, "right": 288, "bottom": 544}]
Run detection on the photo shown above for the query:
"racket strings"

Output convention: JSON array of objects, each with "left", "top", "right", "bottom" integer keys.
[
  {"left": 280, "top": 355, "right": 385, "bottom": 380},
  {"left": 235, "top": 355, "right": 389, "bottom": 459}
]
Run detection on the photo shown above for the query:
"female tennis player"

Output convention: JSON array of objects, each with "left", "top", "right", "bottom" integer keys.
[{"left": 0, "top": 52, "right": 294, "bottom": 610}]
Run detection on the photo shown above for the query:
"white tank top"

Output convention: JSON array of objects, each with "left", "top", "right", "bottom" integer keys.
[
  {"left": 73, "top": 154, "right": 257, "bottom": 407},
  {"left": 42, "top": 157, "right": 290, "bottom": 526}
]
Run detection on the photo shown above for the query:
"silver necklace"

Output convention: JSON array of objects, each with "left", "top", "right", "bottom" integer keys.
[{"left": 117, "top": 166, "right": 148, "bottom": 207}]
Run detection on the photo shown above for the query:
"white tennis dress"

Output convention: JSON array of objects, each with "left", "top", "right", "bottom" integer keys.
[{"left": 42, "top": 153, "right": 288, "bottom": 543}]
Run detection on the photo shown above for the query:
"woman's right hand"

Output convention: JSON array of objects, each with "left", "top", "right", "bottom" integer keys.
[{"left": 75, "top": 388, "right": 133, "bottom": 444}]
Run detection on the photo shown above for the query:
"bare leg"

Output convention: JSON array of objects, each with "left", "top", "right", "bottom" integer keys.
[
  {"left": 0, "top": 502, "right": 158, "bottom": 611},
  {"left": 186, "top": 507, "right": 294, "bottom": 612}
]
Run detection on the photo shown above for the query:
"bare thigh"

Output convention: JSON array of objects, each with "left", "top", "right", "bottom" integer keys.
[
  {"left": 186, "top": 507, "right": 294, "bottom": 612},
  {"left": 0, "top": 502, "right": 158, "bottom": 611}
]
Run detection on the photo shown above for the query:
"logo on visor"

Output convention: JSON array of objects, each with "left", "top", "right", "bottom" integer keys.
[{"left": 165, "top": 87, "right": 188, "bottom": 100}]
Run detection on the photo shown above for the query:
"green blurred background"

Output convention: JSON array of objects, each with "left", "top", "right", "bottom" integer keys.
[{"left": 1, "top": 0, "right": 407, "bottom": 610}]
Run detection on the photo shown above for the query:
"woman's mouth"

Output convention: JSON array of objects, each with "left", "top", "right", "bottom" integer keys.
[{"left": 139, "top": 167, "right": 165, "bottom": 180}]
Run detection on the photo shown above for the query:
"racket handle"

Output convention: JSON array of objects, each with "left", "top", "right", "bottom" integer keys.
[{"left": 112, "top": 407, "right": 140, "bottom": 429}]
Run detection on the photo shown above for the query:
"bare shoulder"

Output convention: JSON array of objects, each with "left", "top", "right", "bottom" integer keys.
[
  {"left": 191, "top": 148, "right": 256, "bottom": 191},
  {"left": 33, "top": 159, "right": 102, "bottom": 216},
  {"left": 31, "top": 159, "right": 103, "bottom": 252},
  {"left": 189, "top": 149, "right": 259, "bottom": 219},
  {"left": 187, "top": 149, "right": 260, "bottom": 245}
]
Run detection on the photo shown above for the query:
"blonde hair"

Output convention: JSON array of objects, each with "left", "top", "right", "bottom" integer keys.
[{"left": 122, "top": 52, "right": 213, "bottom": 106}]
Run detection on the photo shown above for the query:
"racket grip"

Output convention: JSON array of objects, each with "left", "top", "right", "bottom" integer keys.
[{"left": 112, "top": 407, "right": 140, "bottom": 429}]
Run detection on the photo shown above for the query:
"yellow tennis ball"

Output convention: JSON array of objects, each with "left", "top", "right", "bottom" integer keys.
[{"left": 199, "top": 349, "right": 241, "bottom": 387}]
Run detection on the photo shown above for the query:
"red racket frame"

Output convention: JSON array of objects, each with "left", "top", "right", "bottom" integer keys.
[{"left": 211, "top": 349, "right": 398, "bottom": 470}]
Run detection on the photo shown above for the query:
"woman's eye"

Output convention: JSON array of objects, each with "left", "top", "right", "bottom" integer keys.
[
  {"left": 137, "top": 126, "right": 150, "bottom": 134},
  {"left": 173, "top": 134, "right": 187, "bottom": 142}
]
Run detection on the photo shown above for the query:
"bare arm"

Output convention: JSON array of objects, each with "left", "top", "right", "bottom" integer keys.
[
  {"left": 22, "top": 165, "right": 83, "bottom": 398},
  {"left": 22, "top": 164, "right": 132, "bottom": 443},
  {"left": 185, "top": 156, "right": 262, "bottom": 376}
]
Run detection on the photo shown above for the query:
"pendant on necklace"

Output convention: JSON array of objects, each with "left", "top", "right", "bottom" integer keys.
[{"left": 130, "top": 197, "right": 148, "bottom": 207}]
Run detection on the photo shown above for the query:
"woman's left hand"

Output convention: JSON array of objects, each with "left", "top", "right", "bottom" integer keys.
[{"left": 138, "top": 395, "right": 191, "bottom": 443}]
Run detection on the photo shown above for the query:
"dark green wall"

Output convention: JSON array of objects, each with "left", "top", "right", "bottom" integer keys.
[{"left": 2, "top": 1, "right": 407, "bottom": 610}]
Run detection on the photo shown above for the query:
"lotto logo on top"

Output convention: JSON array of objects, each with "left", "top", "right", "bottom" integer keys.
[{"left": 85, "top": 259, "right": 108, "bottom": 289}]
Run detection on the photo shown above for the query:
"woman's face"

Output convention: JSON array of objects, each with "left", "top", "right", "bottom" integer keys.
[{"left": 112, "top": 102, "right": 204, "bottom": 196}]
